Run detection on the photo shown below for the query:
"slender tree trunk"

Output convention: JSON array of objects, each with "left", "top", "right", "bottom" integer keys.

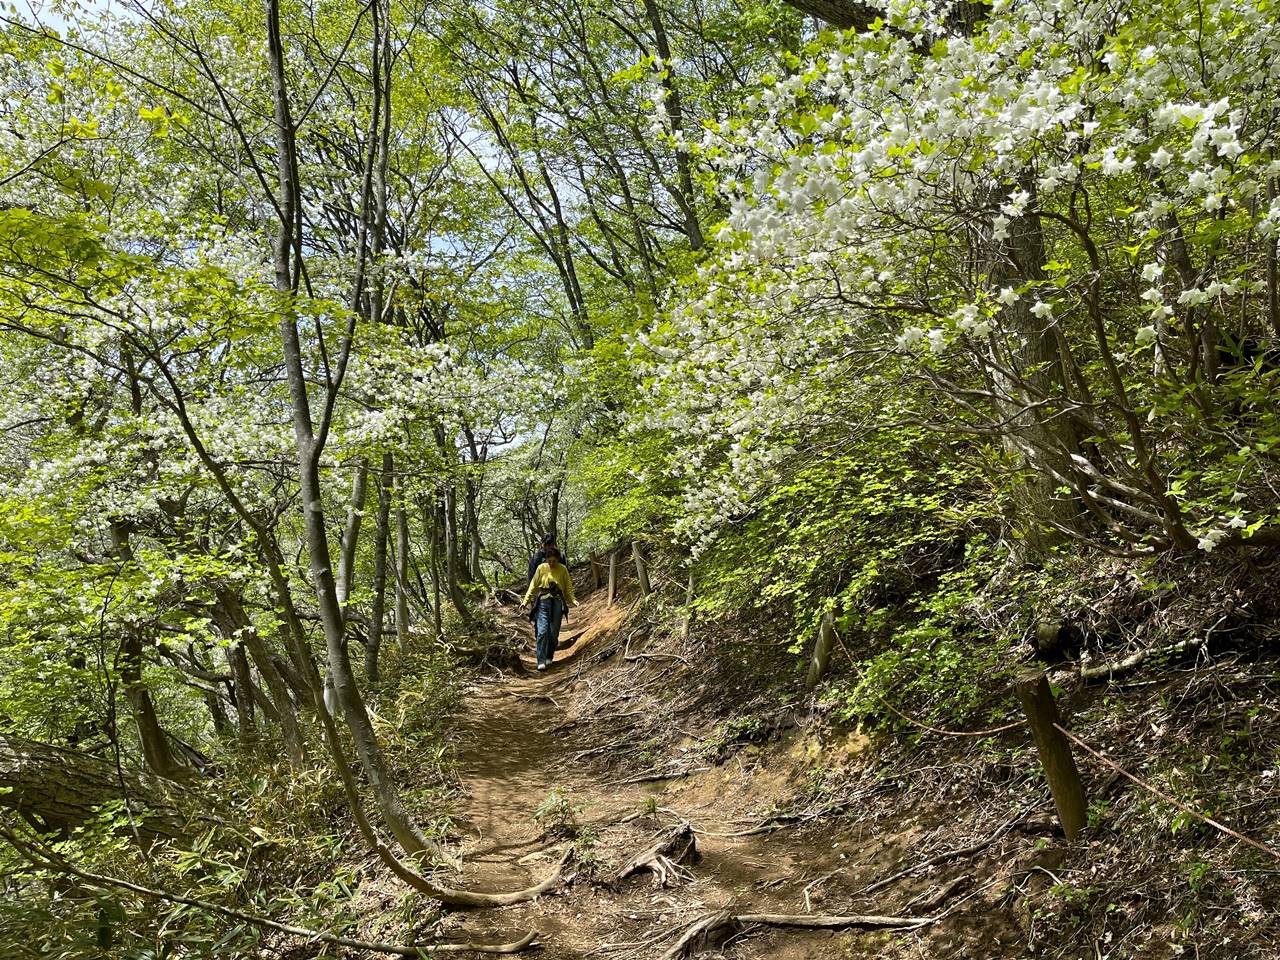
[
  {"left": 249, "top": 681, "right": 281, "bottom": 722},
  {"left": 336, "top": 460, "right": 369, "bottom": 607},
  {"left": 430, "top": 500, "right": 443, "bottom": 638},
  {"left": 463, "top": 476, "right": 486, "bottom": 589},
  {"left": 109, "top": 519, "right": 184, "bottom": 779},
  {"left": 443, "top": 484, "right": 470, "bottom": 620},
  {"left": 227, "top": 641, "right": 256, "bottom": 745},
  {"left": 367, "top": 452, "right": 394, "bottom": 683},
  {"left": 214, "top": 585, "right": 305, "bottom": 764},
  {"left": 641, "top": 0, "right": 704, "bottom": 250},
  {"left": 548, "top": 486, "right": 560, "bottom": 543},
  {"left": 395, "top": 497, "right": 411, "bottom": 650},
  {"left": 201, "top": 681, "right": 231, "bottom": 736},
  {"left": 632, "top": 541, "right": 651, "bottom": 597},
  {"left": 262, "top": 0, "right": 433, "bottom": 859},
  {"left": 119, "top": 632, "right": 184, "bottom": 780},
  {"left": 1268, "top": 171, "right": 1280, "bottom": 339}
]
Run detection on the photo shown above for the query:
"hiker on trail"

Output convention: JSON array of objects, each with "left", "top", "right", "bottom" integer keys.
[
  {"left": 526, "top": 531, "right": 566, "bottom": 587},
  {"left": 520, "top": 545, "right": 577, "bottom": 671}
]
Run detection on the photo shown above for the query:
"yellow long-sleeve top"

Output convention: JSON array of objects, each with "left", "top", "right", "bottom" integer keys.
[{"left": 523, "top": 562, "right": 577, "bottom": 607}]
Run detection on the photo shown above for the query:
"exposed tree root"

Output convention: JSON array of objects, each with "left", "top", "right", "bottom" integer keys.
[
  {"left": 1, "top": 820, "right": 539, "bottom": 955},
  {"left": 613, "top": 823, "right": 698, "bottom": 887},
  {"left": 662, "top": 908, "right": 932, "bottom": 959},
  {"left": 857, "top": 807, "right": 1032, "bottom": 897},
  {"left": 380, "top": 843, "right": 569, "bottom": 908},
  {"left": 904, "top": 874, "right": 970, "bottom": 913}
]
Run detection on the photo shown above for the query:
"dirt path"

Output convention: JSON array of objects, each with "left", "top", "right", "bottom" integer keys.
[{"left": 433, "top": 587, "right": 914, "bottom": 960}]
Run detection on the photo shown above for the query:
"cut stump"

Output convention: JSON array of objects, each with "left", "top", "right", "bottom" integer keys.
[{"left": 613, "top": 823, "right": 699, "bottom": 887}]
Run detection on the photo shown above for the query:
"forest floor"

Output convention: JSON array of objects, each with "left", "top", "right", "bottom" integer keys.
[{"left": 419, "top": 582, "right": 1052, "bottom": 960}]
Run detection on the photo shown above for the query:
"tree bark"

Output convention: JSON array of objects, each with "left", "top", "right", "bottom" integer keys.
[
  {"left": 0, "top": 734, "right": 185, "bottom": 843},
  {"left": 336, "top": 459, "right": 370, "bottom": 607},
  {"left": 367, "top": 451, "right": 394, "bottom": 683},
  {"left": 780, "top": 0, "right": 878, "bottom": 29},
  {"left": 395, "top": 497, "right": 411, "bottom": 650},
  {"left": 119, "top": 631, "right": 185, "bottom": 780}
]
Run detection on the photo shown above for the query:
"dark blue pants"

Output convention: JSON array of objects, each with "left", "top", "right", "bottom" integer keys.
[{"left": 535, "top": 597, "right": 563, "bottom": 665}]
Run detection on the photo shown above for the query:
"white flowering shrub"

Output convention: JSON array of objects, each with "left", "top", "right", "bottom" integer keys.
[{"left": 637, "top": 0, "right": 1280, "bottom": 558}]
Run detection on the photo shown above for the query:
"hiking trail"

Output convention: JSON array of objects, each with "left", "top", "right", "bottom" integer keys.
[{"left": 426, "top": 581, "right": 999, "bottom": 959}]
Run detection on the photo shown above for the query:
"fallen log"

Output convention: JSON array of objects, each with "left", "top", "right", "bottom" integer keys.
[
  {"left": 0, "top": 734, "right": 186, "bottom": 843},
  {"left": 614, "top": 823, "right": 698, "bottom": 887},
  {"left": 662, "top": 908, "right": 932, "bottom": 959}
]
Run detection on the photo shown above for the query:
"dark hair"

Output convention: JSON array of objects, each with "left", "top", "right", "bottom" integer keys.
[
  {"left": 544, "top": 545, "right": 561, "bottom": 561},
  {"left": 541, "top": 531, "right": 556, "bottom": 546}
]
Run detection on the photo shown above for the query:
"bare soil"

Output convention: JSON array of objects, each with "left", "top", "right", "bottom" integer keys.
[{"left": 427, "top": 585, "right": 1035, "bottom": 959}]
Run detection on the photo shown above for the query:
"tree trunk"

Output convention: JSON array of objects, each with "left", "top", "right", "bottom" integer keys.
[
  {"left": 263, "top": 0, "right": 434, "bottom": 860},
  {"left": 119, "top": 631, "right": 184, "bottom": 780},
  {"left": 548, "top": 485, "right": 560, "bottom": 543},
  {"left": 983, "top": 185, "right": 1081, "bottom": 551},
  {"left": 214, "top": 585, "right": 305, "bottom": 765},
  {"left": 780, "top": 0, "right": 878, "bottom": 29},
  {"left": 681, "top": 569, "right": 695, "bottom": 644},
  {"left": 805, "top": 611, "right": 836, "bottom": 690},
  {"left": 641, "top": 0, "right": 704, "bottom": 250},
  {"left": 367, "top": 452, "right": 394, "bottom": 684},
  {"left": 395, "top": 497, "right": 411, "bottom": 651},
  {"left": 336, "top": 459, "right": 369, "bottom": 607},
  {"left": 632, "top": 541, "right": 651, "bottom": 598},
  {"left": 227, "top": 640, "right": 256, "bottom": 745},
  {"left": 427, "top": 497, "right": 443, "bottom": 638},
  {"left": 463, "top": 476, "right": 486, "bottom": 589},
  {"left": 443, "top": 484, "right": 471, "bottom": 620}
]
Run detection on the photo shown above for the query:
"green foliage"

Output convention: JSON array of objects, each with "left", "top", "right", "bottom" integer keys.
[
  {"left": 576, "top": 428, "right": 683, "bottom": 549},
  {"left": 533, "top": 786, "right": 584, "bottom": 840}
]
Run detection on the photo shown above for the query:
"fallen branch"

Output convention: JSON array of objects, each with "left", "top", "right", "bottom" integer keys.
[
  {"left": 1079, "top": 636, "right": 1205, "bottom": 682},
  {"left": 662, "top": 908, "right": 931, "bottom": 959}
]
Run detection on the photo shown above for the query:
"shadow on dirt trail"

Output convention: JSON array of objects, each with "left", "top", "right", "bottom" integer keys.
[{"left": 432, "top": 585, "right": 931, "bottom": 960}]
